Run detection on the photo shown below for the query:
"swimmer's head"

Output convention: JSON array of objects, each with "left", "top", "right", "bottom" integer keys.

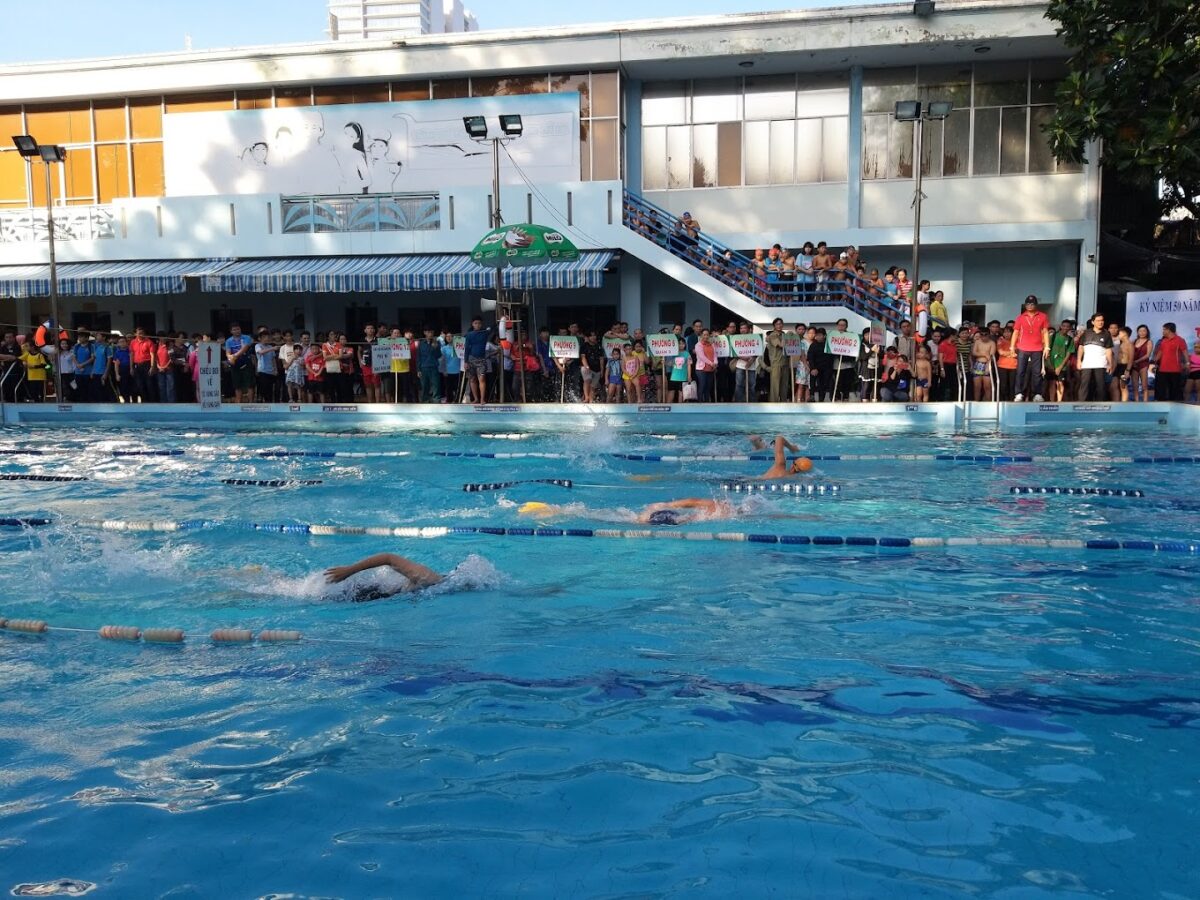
[
  {"left": 519, "top": 501, "right": 551, "bottom": 516},
  {"left": 791, "top": 456, "right": 813, "bottom": 474},
  {"left": 647, "top": 510, "right": 682, "bottom": 526}
]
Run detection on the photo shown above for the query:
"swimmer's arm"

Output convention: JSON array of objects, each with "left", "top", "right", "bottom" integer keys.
[{"left": 324, "top": 553, "right": 443, "bottom": 587}]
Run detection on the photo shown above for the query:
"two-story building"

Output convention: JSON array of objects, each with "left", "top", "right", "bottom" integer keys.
[{"left": 0, "top": 0, "right": 1098, "bottom": 339}]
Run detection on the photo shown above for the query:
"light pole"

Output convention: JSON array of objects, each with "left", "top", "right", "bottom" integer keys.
[
  {"left": 12, "top": 135, "right": 67, "bottom": 403},
  {"left": 464, "top": 114, "right": 524, "bottom": 402},
  {"left": 893, "top": 101, "right": 952, "bottom": 328}
]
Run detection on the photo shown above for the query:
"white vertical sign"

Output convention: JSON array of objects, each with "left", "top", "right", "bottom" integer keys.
[{"left": 197, "top": 341, "right": 223, "bottom": 410}]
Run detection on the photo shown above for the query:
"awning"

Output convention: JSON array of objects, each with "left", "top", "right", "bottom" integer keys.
[
  {"left": 0, "top": 259, "right": 230, "bottom": 299},
  {"left": 201, "top": 252, "right": 614, "bottom": 293}
]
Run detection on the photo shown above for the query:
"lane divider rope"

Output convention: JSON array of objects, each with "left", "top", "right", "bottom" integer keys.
[
  {"left": 65, "top": 518, "right": 1200, "bottom": 553},
  {"left": 1010, "top": 487, "right": 1144, "bottom": 497},
  {"left": 721, "top": 482, "right": 841, "bottom": 494},
  {"left": 0, "top": 473, "right": 88, "bottom": 482},
  {"left": 1, "top": 616, "right": 301, "bottom": 645},
  {"left": 221, "top": 479, "right": 324, "bottom": 487},
  {"left": 463, "top": 479, "right": 573, "bottom": 492}
]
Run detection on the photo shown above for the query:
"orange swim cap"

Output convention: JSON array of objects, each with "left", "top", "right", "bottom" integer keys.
[{"left": 795, "top": 457, "right": 814, "bottom": 473}]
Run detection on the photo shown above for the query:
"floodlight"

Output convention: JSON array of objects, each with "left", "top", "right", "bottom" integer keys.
[
  {"left": 894, "top": 101, "right": 922, "bottom": 122},
  {"left": 463, "top": 116, "right": 488, "bottom": 140},
  {"left": 913, "top": 0, "right": 935, "bottom": 15},
  {"left": 38, "top": 145, "right": 66, "bottom": 163},
  {"left": 11, "top": 135, "right": 38, "bottom": 157},
  {"left": 499, "top": 114, "right": 523, "bottom": 137},
  {"left": 927, "top": 101, "right": 954, "bottom": 120}
]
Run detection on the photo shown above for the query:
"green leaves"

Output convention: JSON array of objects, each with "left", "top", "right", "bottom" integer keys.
[{"left": 1045, "top": 0, "right": 1200, "bottom": 216}]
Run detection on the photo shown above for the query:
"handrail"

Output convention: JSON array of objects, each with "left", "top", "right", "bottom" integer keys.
[{"left": 621, "top": 189, "right": 905, "bottom": 329}]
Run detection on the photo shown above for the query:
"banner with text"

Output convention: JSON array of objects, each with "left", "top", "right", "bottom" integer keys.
[
  {"left": 550, "top": 335, "right": 580, "bottom": 359},
  {"left": 647, "top": 334, "right": 683, "bottom": 358},
  {"left": 1125, "top": 289, "right": 1200, "bottom": 345},
  {"left": 782, "top": 332, "right": 806, "bottom": 357},
  {"left": 163, "top": 93, "right": 581, "bottom": 197},
  {"left": 731, "top": 334, "right": 765, "bottom": 358},
  {"left": 196, "top": 341, "right": 222, "bottom": 410},
  {"left": 826, "top": 330, "right": 861, "bottom": 358}
]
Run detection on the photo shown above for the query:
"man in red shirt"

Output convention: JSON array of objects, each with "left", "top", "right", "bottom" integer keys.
[
  {"left": 1151, "top": 322, "right": 1190, "bottom": 402},
  {"left": 1011, "top": 294, "right": 1050, "bottom": 402},
  {"left": 128, "top": 327, "right": 155, "bottom": 403}
]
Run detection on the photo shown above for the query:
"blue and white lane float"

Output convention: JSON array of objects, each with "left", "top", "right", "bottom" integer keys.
[
  {"left": 63, "top": 518, "right": 1200, "bottom": 553},
  {"left": 463, "top": 479, "right": 574, "bottom": 492},
  {"left": 0, "top": 617, "right": 301, "bottom": 645},
  {"left": 721, "top": 482, "right": 841, "bottom": 494},
  {"left": 1010, "top": 487, "right": 1144, "bottom": 497}
]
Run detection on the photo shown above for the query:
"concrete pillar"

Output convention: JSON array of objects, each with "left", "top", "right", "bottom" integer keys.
[
  {"left": 1055, "top": 244, "right": 1079, "bottom": 325},
  {"left": 304, "top": 294, "right": 318, "bottom": 337},
  {"left": 847, "top": 66, "right": 863, "bottom": 231},
  {"left": 14, "top": 298, "right": 31, "bottom": 335},
  {"left": 620, "top": 256, "right": 643, "bottom": 325},
  {"left": 1077, "top": 138, "right": 1102, "bottom": 322}
]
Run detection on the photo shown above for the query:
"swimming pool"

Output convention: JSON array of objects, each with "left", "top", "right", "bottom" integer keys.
[{"left": 1, "top": 418, "right": 1198, "bottom": 897}]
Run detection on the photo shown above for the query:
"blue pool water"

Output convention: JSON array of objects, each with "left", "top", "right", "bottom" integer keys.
[{"left": 1, "top": 419, "right": 1198, "bottom": 897}]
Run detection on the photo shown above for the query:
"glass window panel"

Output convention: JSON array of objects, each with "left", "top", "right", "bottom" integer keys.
[
  {"left": 550, "top": 73, "right": 590, "bottom": 117},
  {"left": 96, "top": 144, "right": 129, "bottom": 203},
  {"left": 744, "top": 120, "right": 770, "bottom": 185},
  {"left": 862, "top": 68, "right": 916, "bottom": 113},
  {"left": 130, "top": 98, "right": 163, "bottom": 138},
  {"left": 769, "top": 120, "right": 794, "bottom": 184},
  {"left": 861, "top": 113, "right": 888, "bottom": 180},
  {"left": 431, "top": 79, "right": 469, "bottom": 100},
  {"left": 0, "top": 107, "right": 22, "bottom": 141},
  {"left": 972, "top": 107, "right": 1000, "bottom": 176},
  {"left": 717, "top": 121, "right": 741, "bottom": 187},
  {"left": 92, "top": 101, "right": 127, "bottom": 141},
  {"left": 25, "top": 104, "right": 92, "bottom": 145},
  {"left": 314, "top": 85, "right": 388, "bottom": 105},
  {"left": 667, "top": 125, "right": 691, "bottom": 189},
  {"left": 236, "top": 90, "right": 273, "bottom": 110},
  {"left": 391, "top": 81, "right": 430, "bottom": 101},
  {"left": 692, "top": 123, "right": 717, "bottom": 188},
  {"left": 30, "top": 161, "right": 61, "bottom": 206},
  {"left": 744, "top": 75, "right": 795, "bottom": 120},
  {"left": 889, "top": 118, "right": 914, "bottom": 179},
  {"left": 165, "top": 93, "right": 233, "bottom": 114},
  {"left": 797, "top": 87, "right": 849, "bottom": 118},
  {"left": 471, "top": 75, "right": 548, "bottom": 96},
  {"left": 64, "top": 150, "right": 93, "bottom": 203},
  {"left": 794, "top": 118, "right": 822, "bottom": 183},
  {"left": 0, "top": 151, "right": 28, "bottom": 204},
  {"left": 822, "top": 115, "right": 848, "bottom": 182},
  {"left": 590, "top": 72, "right": 619, "bottom": 118},
  {"left": 643, "top": 82, "right": 688, "bottom": 127},
  {"left": 642, "top": 126, "right": 666, "bottom": 190},
  {"left": 942, "top": 108, "right": 970, "bottom": 176},
  {"left": 273, "top": 87, "right": 313, "bottom": 108},
  {"left": 692, "top": 79, "right": 741, "bottom": 123},
  {"left": 1030, "top": 59, "right": 1067, "bottom": 104},
  {"left": 917, "top": 64, "right": 972, "bottom": 110},
  {"left": 1000, "top": 106, "right": 1028, "bottom": 174},
  {"left": 1057, "top": 155, "right": 1083, "bottom": 174},
  {"left": 579, "top": 120, "right": 592, "bottom": 181},
  {"left": 132, "top": 142, "right": 164, "bottom": 197},
  {"left": 973, "top": 61, "right": 1029, "bottom": 107},
  {"left": 591, "top": 119, "right": 618, "bottom": 181},
  {"left": 1028, "top": 105, "right": 1056, "bottom": 173},
  {"left": 920, "top": 117, "right": 942, "bottom": 177}
]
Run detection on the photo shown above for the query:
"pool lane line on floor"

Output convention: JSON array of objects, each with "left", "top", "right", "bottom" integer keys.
[{"left": 57, "top": 518, "right": 1200, "bottom": 553}]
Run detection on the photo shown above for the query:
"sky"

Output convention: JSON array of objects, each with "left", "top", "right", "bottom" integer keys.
[{"left": 0, "top": 0, "right": 881, "bottom": 64}]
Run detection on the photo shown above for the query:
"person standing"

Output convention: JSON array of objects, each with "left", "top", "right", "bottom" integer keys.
[
  {"left": 418, "top": 326, "right": 441, "bottom": 403},
  {"left": 996, "top": 324, "right": 1018, "bottom": 401},
  {"left": 90, "top": 331, "right": 113, "bottom": 402},
  {"left": 693, "top": 329, "right": 717, "bottom": 402},
  {"left": 254, "top": 328, "right": 277, "bottom": 403},
  {"left": 1076, "top": 314, "right": 1114, "bottom": 401},
  {"left": 223, "top": 323, "right": 255, "bottom": 404},
  {"left": 18, "top": 340, "right": 48, "bottom": 402},
  {"left": 1150, "top": 322, "right": 1189, "bottom": 402},
  {"left": 1012, "top": 295, "right": 1050, "bottom": 401},
  {"left": 463, "top": 317, "right": 491, "bottom": 404}
]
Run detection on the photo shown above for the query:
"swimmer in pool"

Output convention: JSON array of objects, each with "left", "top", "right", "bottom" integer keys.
[
  {"left": 749, "top": 434, "right": 812, "bottom": 480},
  {"left": 324, "top": 553, "right": 444, "bottom": 601},
  {"left": 519, "top": 497, "right": 734, "bottom": 525}
]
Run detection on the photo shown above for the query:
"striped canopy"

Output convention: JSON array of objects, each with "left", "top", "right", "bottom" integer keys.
[
  {"left": 0, "top": 259, "right": 229, "bottom": 299},
  {"left": 201, "top": 252, "right": 613, "bottom": 293}
]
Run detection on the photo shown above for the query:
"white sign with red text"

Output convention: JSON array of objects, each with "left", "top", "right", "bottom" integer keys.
[{"left": 731, "top": 334, "right": 765, "bottom": 358}]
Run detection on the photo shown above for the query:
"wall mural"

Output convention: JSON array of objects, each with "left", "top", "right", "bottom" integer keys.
[{"left": 162, "top": 93, "right": 581, "bottom": 197}]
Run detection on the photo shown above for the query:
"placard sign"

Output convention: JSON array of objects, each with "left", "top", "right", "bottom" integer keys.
[
  {"left": 826, "top": 330, "right": 861, "bottom": 358},
  {"left": 731, "top": 334, "right": 764, "bottom": 358},
  {"left": 869, "top": 320, "right": 886, "bottom": 349},
  {"left": 711, "top": 334, "right": 732, "bottom": 359},
  {"left": 452, "top": 335, "right": 466, "bottom": 360},
  {"left": 390, "top": 338, "right": 411, "bottom": 374},
  {"left": 782, "top": 332, "right": 806, "bottom": 357},
  {"left": 603, "top": 336, "right": 631, "bottom": 356},
  {"left": 550, "top": 335, "right": 580, "bottom": 359},
  {"left": 647, "top": 334, "right": 682, "bottom": 358},
  {"left": 372, "top": 338, "right": 395, "bottom": 375},
  {"left": 196, "top": 341, "right": 222, "bottom": 410}
]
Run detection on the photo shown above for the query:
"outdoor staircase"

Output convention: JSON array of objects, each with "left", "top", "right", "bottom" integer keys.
[{"left": 618, "top": 189, "right": 905, "bottom": 331}]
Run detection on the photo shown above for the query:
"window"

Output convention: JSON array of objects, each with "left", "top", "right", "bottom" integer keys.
[
  {"left": 0, "top": 151, "right": 27, "bottom": 207},
  {"left": 471, "top": 75, "right": 548, "bottom": 96}
]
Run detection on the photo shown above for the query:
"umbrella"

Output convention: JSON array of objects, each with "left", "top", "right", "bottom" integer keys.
[{"left": 471, "top": 224, "right": 579, "bottom": 267}]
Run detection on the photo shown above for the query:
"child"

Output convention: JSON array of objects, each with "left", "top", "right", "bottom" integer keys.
[
  {"left": 304, "top": 344, "right": 326, "bottom": 403},
  {"left": 605, "top": 347, "right": 623, "bottom": 403},
  {"left": 621, "top": 343, "right": 644, "bottom": 403},
  {"left": 913, "top": 346, "right": 933, "bottom": 403},
  {"left": 285, "top": 343, "right": 306, "bottom": 402}
]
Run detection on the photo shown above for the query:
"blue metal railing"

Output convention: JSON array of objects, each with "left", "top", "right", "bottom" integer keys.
[{"left": 621, "top": 190, "right": 904, "bottom": 329}]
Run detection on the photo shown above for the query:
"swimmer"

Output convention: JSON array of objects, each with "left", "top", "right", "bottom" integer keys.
[
  {"left": 324, "top": 553, "right": 444, "bottom": 602},
  {"left": 636, "top": 498, "right": 735, "bottom": 525},
  {"left": 751, "top": 434, "right": 812, "bottom": 480}
]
